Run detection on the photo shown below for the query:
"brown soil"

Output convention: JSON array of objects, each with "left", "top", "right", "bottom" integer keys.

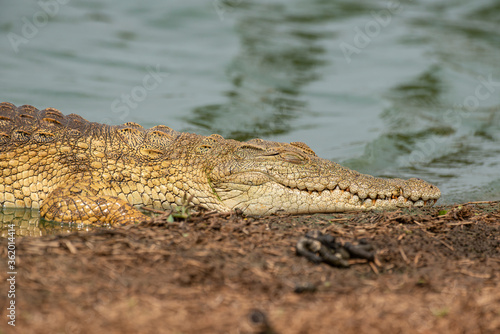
[{"left": 1, "top": 202, "right": 500, "bottom": 334}]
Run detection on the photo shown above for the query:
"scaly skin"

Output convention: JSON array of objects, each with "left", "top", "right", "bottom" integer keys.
[{"left": 0, "top": 103, "right": 440, "bottom": 225}]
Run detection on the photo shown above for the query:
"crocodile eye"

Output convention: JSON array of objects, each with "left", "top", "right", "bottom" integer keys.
[
  {"left": 196, "top": 136, "right": 220, "bottom": 154},
  {"left": 196, "top": 144, "right": 212, "bottom": 154},
  {"left": 281, "top": 153, "right": 304, "bottom": 164}
]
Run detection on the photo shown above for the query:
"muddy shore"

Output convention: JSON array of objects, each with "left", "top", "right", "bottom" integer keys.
[{"left": 1, "top": 202, "right": 499, "bottom": 334}]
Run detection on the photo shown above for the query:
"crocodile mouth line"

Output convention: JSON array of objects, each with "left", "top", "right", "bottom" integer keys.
[{"left": 281, "top": 184, "right": 438, "bottom": 207}]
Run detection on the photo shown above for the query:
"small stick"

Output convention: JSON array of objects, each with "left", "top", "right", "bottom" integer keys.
[
  {"left": 446, "top": 221, "right": 475, "bottom": 226},
  {"left": 369, "top": 262, "right": 379, "bottom": 275},
  {"left": 435, "top": 237, "right": 455, "bottom": 251},
  {"left": 463, "top": 200, "right": 499, "bottom": 205},
  {"left": 457, "top": 269, "right": 491, "bottom": 279},
  {"left": 399, "top": 247, "right": 409, "bottom": 264}
]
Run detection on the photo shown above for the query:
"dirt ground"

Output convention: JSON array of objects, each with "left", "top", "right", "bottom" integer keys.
[{"left": 1, "top": 202, "right": 499, "bottom": 334}]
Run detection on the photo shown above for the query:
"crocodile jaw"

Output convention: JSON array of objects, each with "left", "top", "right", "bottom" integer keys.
[{"left": 212, "top": 170, "right": 441, "bottom": 215}]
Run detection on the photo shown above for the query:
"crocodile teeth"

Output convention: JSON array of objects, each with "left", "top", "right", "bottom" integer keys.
[{"left": 286, "top": 183, "right": 435, "bottom": 207}]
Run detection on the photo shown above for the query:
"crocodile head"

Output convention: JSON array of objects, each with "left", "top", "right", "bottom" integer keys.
[{"left": 203, "top": 137, "right": 441, "bottom": 215}]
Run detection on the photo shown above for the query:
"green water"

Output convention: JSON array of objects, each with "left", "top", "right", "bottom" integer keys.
[{"left": 1, "top": 0, "right": 499, "bottom": 236}]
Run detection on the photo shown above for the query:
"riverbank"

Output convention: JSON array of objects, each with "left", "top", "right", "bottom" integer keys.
[{"left": 1, "top": 202, "right": 499, "bottom": 333}]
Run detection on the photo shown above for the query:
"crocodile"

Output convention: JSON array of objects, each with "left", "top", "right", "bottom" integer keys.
[{"left": 0, "top": 102, "right": 440, "bottom": 225}]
